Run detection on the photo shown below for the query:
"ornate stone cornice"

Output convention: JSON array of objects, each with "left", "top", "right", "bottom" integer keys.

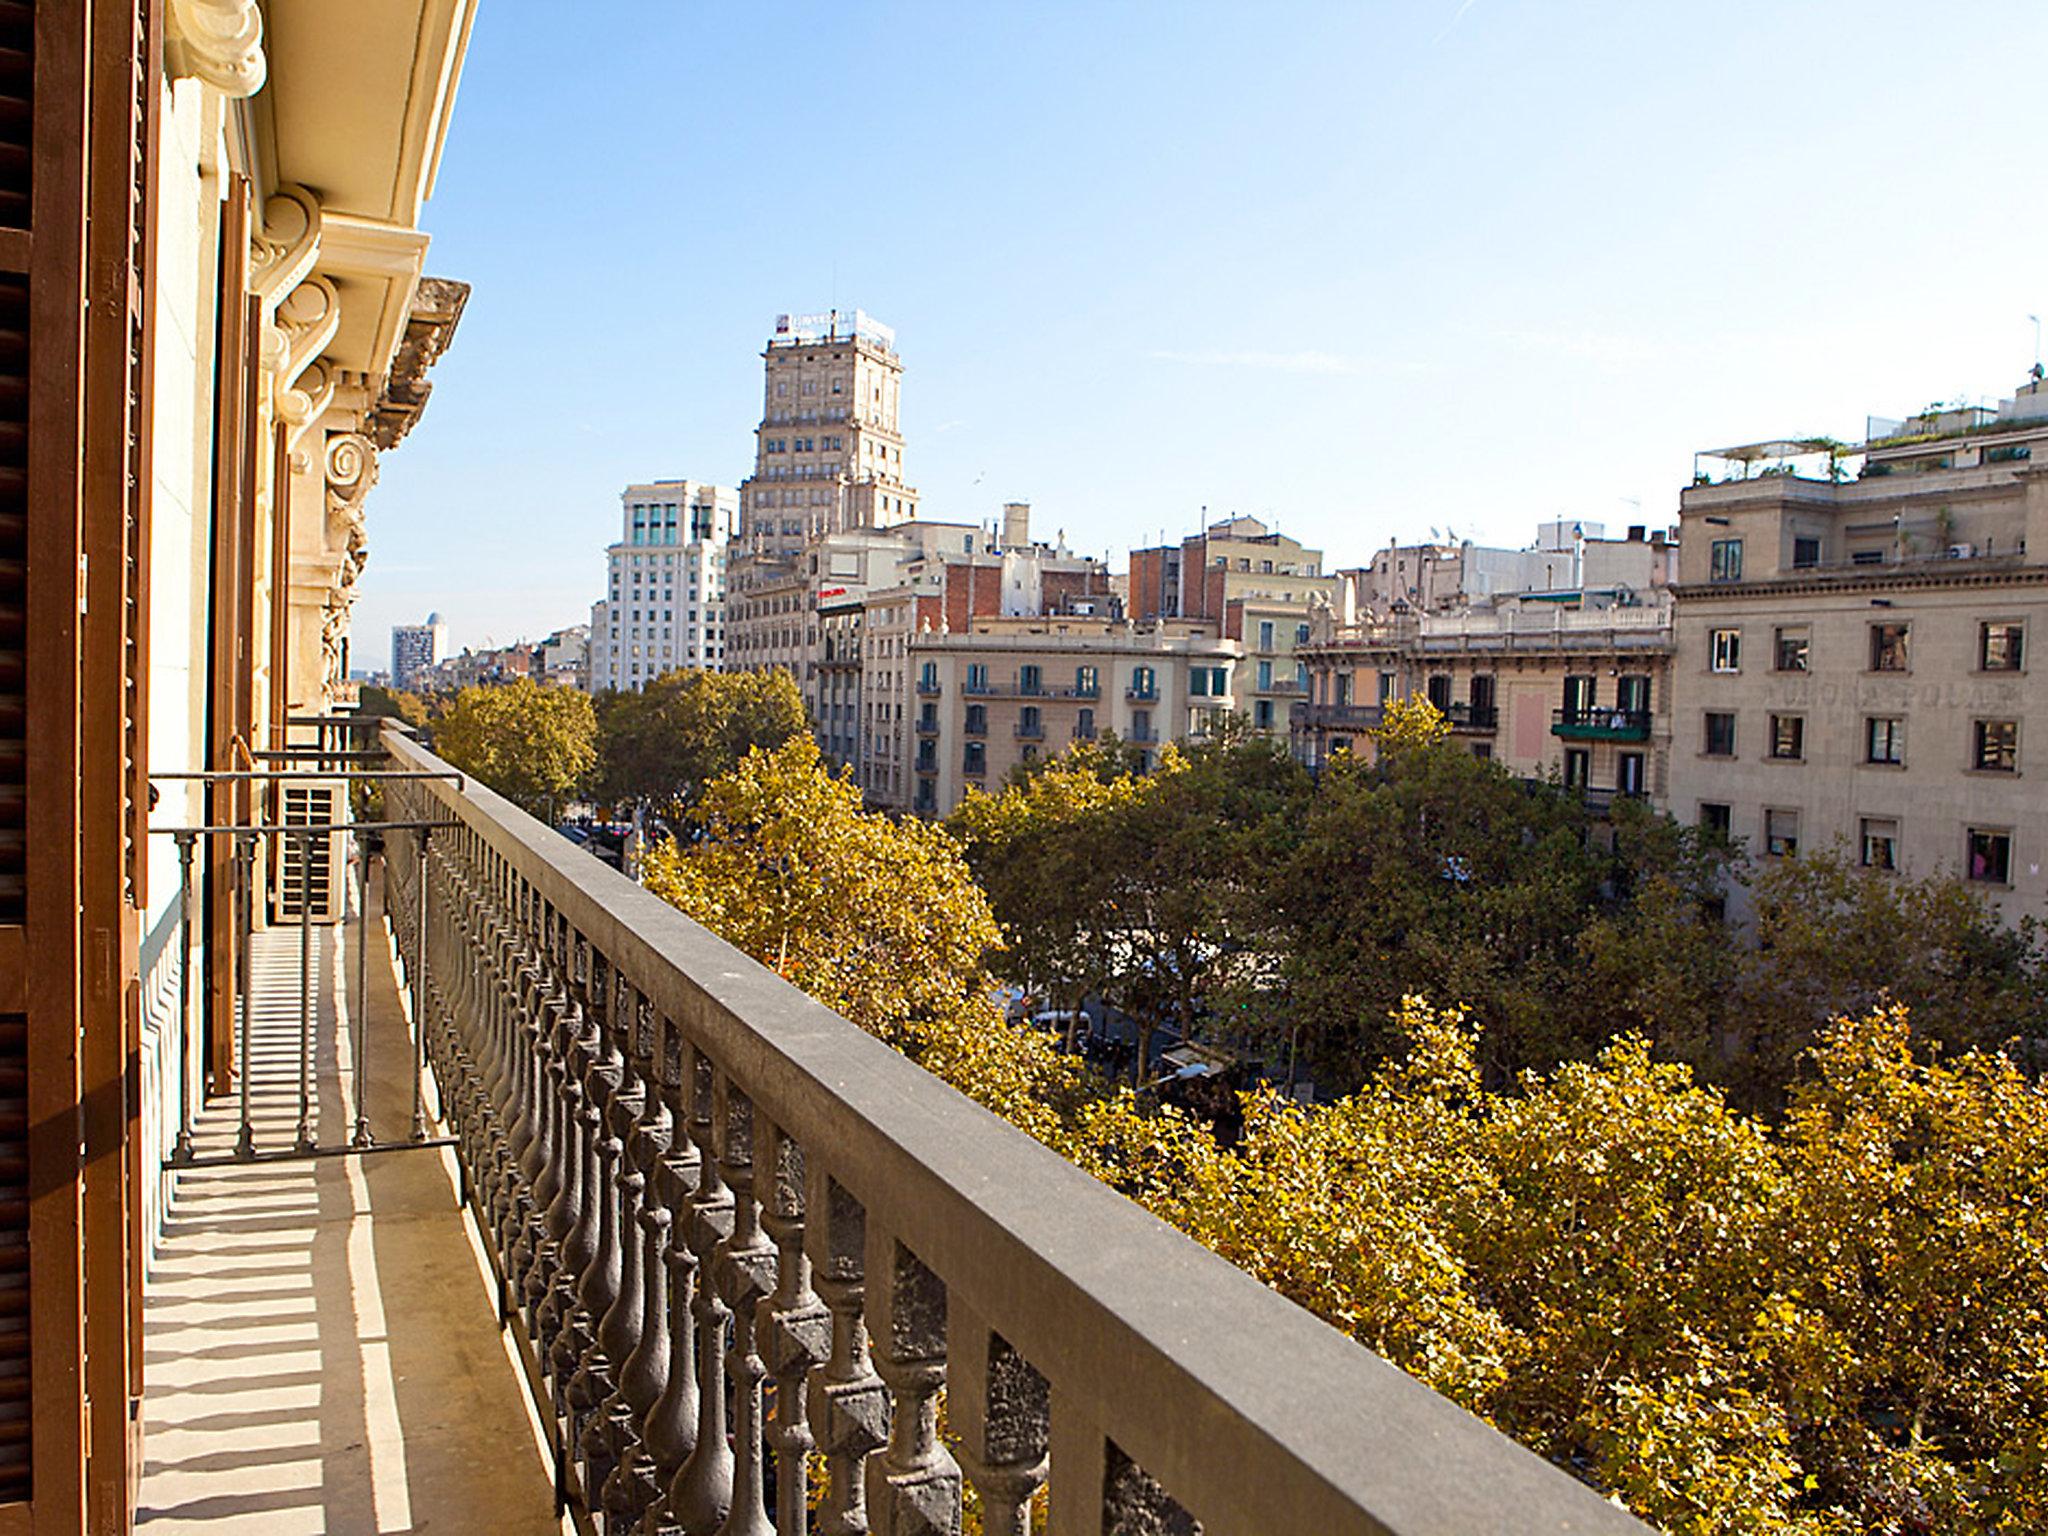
[
  {"left": 165, "top": 0, "right": 266, "bottom": 98},
  {"left": 371, "top": 276, "right": 469, "bottom": 450},
  {"left": 251, "top": 185, "right": 322, "bottom": 310}
]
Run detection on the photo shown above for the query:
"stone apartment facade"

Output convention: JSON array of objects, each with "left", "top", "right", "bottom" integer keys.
[
  {"left": 907, "top": 618, "right": 1239, "bottom": 815},
  {"left": 1295, "top": 596, "right": 1677, "bottom": 803},
  {"left": 1128, "top": 516, "right": 1335, "bottom": 735},
  {"left": 587, "top": 479, "right": 735, "bottom": 691},
  {"left": 1668, "top": 381, "right": 2048, "bottom": 925}
]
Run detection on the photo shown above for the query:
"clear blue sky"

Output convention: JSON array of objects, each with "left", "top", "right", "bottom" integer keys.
[{"left": 358, "top": 0, "right": 2048, "bottom": 658}]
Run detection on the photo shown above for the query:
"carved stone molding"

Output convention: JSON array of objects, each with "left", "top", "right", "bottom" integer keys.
[
  {"left": 371, "top": 276, "right": 470, "bottom": 450},
  {"left": 166, "top": 0, "right": 266, "bottom": 98},
  {"left": 251, "top": 185, "right": 322, "bottom": 310}
]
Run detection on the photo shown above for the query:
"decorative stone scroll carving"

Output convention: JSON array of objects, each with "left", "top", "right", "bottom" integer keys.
[
  {"left": 250, "top": 185, "right": 321, "bottom": 308},
  {"left": 165, "top": 0, "right": 266, "bottom": 98},
  {"left": 318, "top": 432, "right": 379, "bottom": 690},
  {"left": 371, "top": 277, "right": 470, "bottom": 450}
]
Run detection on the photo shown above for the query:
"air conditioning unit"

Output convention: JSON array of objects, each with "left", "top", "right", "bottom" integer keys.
[
  {"left": 1948, "top": 543, "right": 1975, "bottom": 559},
  {"left": 271, "top": 778, "right": 347, "bottom": 925}
]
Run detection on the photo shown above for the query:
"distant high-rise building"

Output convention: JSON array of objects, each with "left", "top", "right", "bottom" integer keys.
[
  {"left": 738, "top": 309, "right": 918, "bottom": 561},
  {"left": 391, "top": 613, "right": 447, "bottom": 689},
  {"left": 587, "top": 480, "right": 737, "bottom": 692}
]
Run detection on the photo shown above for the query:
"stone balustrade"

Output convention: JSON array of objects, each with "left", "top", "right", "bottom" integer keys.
[{"left": 379, "top": 724, "right": 1649, "bottom": 1536}]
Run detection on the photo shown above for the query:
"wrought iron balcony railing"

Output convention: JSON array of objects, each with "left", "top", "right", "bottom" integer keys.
[
  {"left": 379, "top": 724, "right": 1649, "bottom": 1536},
  {"left": 1552, "top": 706, "right": 1652, "bottom": 741}
]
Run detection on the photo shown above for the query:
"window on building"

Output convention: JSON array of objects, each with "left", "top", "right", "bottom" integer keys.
[
  {"left": 1769, "top": 714, "right": 1805, "bottom": 760},
  {"left": 1860, "top": 817, "right": 1898, "bottom": 872},
  {"left": 1967, "top": 827, "right": 2014, "bottom": 885},
  {"left": 1710, "top": 629, "right": 1742, "bottom": 673},
  {"left": 1019, "top": 705, "right": 1042, "bottom": 738},
  {"left": 1765, "top": 808, "right": 1800, "bottom": 857},
  {"left": 1131, "top": 665, "right": 1156, "bottom": 699},
  {"left": 1981, "top": 621, "right": 2025, "bottom": 672},
  {"left": 920, "top": 661, "right": 938, "bottom": 691},
  {"left": 1257, "top": 619, "right": 1275, "bottom": 651},
  {"left": 1618, "top": 752, "right": 1647, "bottom": 797},
  {"left": 1865, "top": 716, "right": 1904, "bottom": 765},
  {"left": 1870, "top": 623, "right": 1910, "bottom": 672},
  {"left": 1296, "top": 660, "right": 1309, "bottom": 690},
  {"left": 1563, "top": 674, "right": 1595, "bottom": 717},
  {"left": 1427, "top": 674, "right": 1452, "bottom": 710},
  {"left": 1774, "top": 626, "right": 1809, "bottom": 672},
  {"left": 1616, "top": 674, "right": 1650, "bottom": 714},
  {"left": 965, "top": 704, "right": 986, "bottom": 736},
  {"left": 1792, "top": 536, "right": 1822, "bottom": 569},
  {"left": 1076, "top": 707, "right": 1095, "bottom": 740},
  {"left": 964, "top": 741, "right": 986, "bottom": 776},
  {"left": 1699, "top": 802, "right": 1732, "bottom": 837},
  {"left": 1704, "top": 711, "right": 1736, "bottom": 757},
  {"left": 966, "top": 663, "right": 989, "bottom": 692},
  {"left": 1563, "top": 747, "right": 1590, "bottom": 788},
  {"left": 1296, "top": 622, "right": 1311, "bottom": 645},
  {"left": 1075, "top": 665, "right": 1098, "bottom": 696},
  {"left": 1019, "top": 664, "right": 1042, "bottom": 695},
  {"left": 1374, "top": 672, "right": 1393, "bottom": 704},
  {"left": 1257, "top": 660, "right": 1274, "bottom": 690},
  {"left": 1131, "top": 707, "right": 1153, "bottom": 742},
  {"left": 1255, "top": 699, "right": 1274, "bottom": 730},
  {"left": 1975, "top": 719, "right": 2018, "bottom": 772},
  {"left": 1710, "top": 538, "right": 1744, "bottom": 582}
]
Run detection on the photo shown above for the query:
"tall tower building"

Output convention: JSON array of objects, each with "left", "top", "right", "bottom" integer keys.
[
  {"left": 587, "top": 479, "right": 737, "bottom": 692},
  {"left": 391, "top": 613, "right": 447, "bottom": 689},
  {"left": 738, "top": 309, "right": 918, "bottom": 559}
]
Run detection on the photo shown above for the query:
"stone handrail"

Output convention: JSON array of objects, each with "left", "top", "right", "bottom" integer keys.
[{"left": 378, "top": 723, "right": 1649, "bottom": 1536}]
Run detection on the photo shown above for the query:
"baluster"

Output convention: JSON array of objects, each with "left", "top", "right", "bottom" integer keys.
[
  {"left": 863, "top": 1238, "right": 960, "bottom": 1536},
  {"left": 1045, "top": 1413, "right": 1200, "bottom": 1536},
  {"left": 515, "top": 919, "right": 571, "bottom": 1313},
  {"left": 665, "top": 1046, "right": 735, "bottom": 1533},
  {"left": 536, "top": 939, "right": 596, "bottom": 1356},
  {"left": 946, "top": 1310, "right": 1048, "bottom": 1536},
  {"left": 804, "top": 1177, "right": 887, "bottom": 1536},
  {"left": 601, "top": 1001, "right": 675, "bottom": 1531},
  {"left": 710, "top": 1080, "right": 777, "bottom": 1536},
  {"left": 634, "top": 1017, "right": 702, "bottom": 1536},
  {"left": 759, "top": 1123, "right": 827, "bottom": 1536},
  {"left": 566, "top": 962, "right": 630, "bottom": 1471},
  {"left": 580, "top": 983, "right": 652, "bottom": 1498}
]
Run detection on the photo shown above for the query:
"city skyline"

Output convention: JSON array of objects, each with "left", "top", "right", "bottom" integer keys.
[{"left": 356, "top": 1, "right": 2048, "bottom": 652}]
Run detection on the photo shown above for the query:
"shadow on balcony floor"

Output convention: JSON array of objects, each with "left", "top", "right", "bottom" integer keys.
[{"left": 137, "top": 878, "right": 562, "bottom": 1534}]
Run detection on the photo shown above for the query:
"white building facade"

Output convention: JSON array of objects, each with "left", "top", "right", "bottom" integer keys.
[
  {"left": 391, "top": 613, "right": 447, "bottom": 689},
  {"left": 588, "top": 480, "right": 737, "bottom": 692}
]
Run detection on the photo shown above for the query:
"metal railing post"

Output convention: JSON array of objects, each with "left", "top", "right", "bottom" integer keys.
[
  {"left": 353, "top": 828, "right": 373, "bottom": 1148},
  {"left": 172, "top": 832, "right": 197, "bottom": 1165},
  {"left": 295, "top": 827, "right": 317, "bottom": 1153},
  {"left": 413, "top": 824, "right": 430, "bottom": 1141},
  {"left": 234, "top": 831, "right": 257, "bottom": 1160}
]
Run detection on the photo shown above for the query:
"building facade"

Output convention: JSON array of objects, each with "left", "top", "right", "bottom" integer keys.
[
  {"left": 908, "top": 618, "right": 1238, "bottom": 816},
  {"left": 390, "top": 612, "right": 447, "bottom": 689},
  {"left": 587, "top": 479, "right": 735, "bottom": 692},
  {"left": 1295, "top": 593, "right": 1677, "bottom": 806},
  {"left": 1668, "top": 382, "right": 2048, "bottom": 924},
  {"left": 1128, "top": 516, "right": 1334, "bottom": 733}
]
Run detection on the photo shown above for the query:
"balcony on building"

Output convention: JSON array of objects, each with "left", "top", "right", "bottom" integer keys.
[
  {"left": 1552, "top": 706, "right": 1652, "bottom": 741},
  {"left": 1443, "top": 701, "right": 1498, "bottom": 731}
]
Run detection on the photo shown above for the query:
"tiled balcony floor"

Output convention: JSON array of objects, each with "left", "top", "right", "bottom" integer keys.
[{"left": 138, "top": 882, "right": 560, "bottom": 1534}]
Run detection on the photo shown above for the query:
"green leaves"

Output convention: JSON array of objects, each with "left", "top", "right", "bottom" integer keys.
[
  {"left": 594, "top": 667, "right": 805, "bottom": 814},
  {"left": 431, "top": 677, "right": 596, "bottom": 817}
]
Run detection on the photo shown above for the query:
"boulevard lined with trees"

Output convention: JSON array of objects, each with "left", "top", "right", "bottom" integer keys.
[{"left": 411, "top": 675, "right": 2048, "bottom": 1533}]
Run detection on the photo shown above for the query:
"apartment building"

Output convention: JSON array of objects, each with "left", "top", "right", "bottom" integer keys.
[
  {"left": 1668, "top": 380, "right": 2048, "bottom": 923},
  {"left": 1344, "top": 521, "right": 1674, "bottom": 614},
  {"left": 1128, "top": 516, "right": 1335, "bottom": 734},
  {"left": 1296, "top": 588, "right": 1676, "bottom": 804},
  {"left": 390, "top": 613, "right": 447, "bottom": 689},
  {"left": 859, "top": 507, "right": 1116, "bottom": 809},
  {"left": 907, "top": 618, "right": 1239, "bottom": 815},
  {"left": 587, "top": 479, "right": 735, "bottom": 691}
]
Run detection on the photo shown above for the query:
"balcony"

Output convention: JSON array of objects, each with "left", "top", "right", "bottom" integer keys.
[
  {"left": 1443, "top": 702, "right": 1498, "bottom": 731},
  {"left": 915, "top": 717, "right": 940, "bottom": 736},
  {"left": 966, "top": 679, "right": 1098, "bottom": 699},
  {"left": 347, "top": 726, "right": 1647, "bottom": 1536},
  {"left": 1125, "top": 685, "right": 1158, "bottom": 702},
  {"left": 1015, "top": 722, "right": 1045, "bottom": 739},
  {"left": 1291, "top": 701, "right": 1385, "bottom": 732},
  {"left": 1552, "top": 706, "right": 1652, "bottom": 742},
  {"left": 916, "top": 679, "right": 941, "bottom": 696}
]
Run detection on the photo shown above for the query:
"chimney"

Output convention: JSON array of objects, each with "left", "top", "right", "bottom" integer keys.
[{"left": 1002, "top": 501, "right": 1030, "bottom": 551}]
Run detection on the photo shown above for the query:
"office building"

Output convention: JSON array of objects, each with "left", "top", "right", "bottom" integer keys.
[
  {"left": 587, "top": 479, "right": 736, "bottom": 692},
  {"left": 391, "top": 612, "right": 447, "bottom": 689}
]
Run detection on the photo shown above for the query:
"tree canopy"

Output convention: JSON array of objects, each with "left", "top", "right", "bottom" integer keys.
[
  {"left": 595, "top": 667, "right": 806, "bottom": 815},
  {"left": 430, "top": 677, "right": 595, "bottom": 818}
]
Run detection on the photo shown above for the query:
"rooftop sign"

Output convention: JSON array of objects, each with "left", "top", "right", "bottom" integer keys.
[{"left": 772, "top": 308, "right": 896, "bottom": 350}]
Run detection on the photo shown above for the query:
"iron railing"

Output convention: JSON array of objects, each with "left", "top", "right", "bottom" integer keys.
[{"left": 379, "top": 725, "right": 1649, "bottom": 1535}]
